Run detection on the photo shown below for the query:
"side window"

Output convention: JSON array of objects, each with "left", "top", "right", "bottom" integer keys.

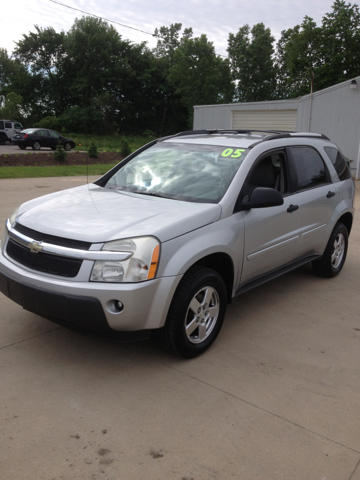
[
  {"left": 14, "top": 123, "right": 22, "bottom": 130},
  {"left": 39, "top": 130, "right": 49, "bottom": 136},
  {"left": 290, "top": 147, "right": 328, "bottom": 191},
  {"left": 324, "top": 147, "right": 351, "bottom": 181},
  {"left": 5, "top": 122, "right": 12, "bottom": 128},
  {"left": 242, "top": 151, "right": 288, "bottom": 199},
  {"left": 49, "top": 131, "right": 60, "bottom": 138},
  {"left": 0, "top": 121, "right": 4, "bottom": 130}
]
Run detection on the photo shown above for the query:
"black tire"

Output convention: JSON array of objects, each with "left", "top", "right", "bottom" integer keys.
[
  {"left": 312, "top": 222, "right": 348, "bottom": 278},
  {"left": 19, "top": 145, "right": 26, "bottom": 150},
  {"left": 51, "top": 146, "right": 56, "bottom": 151},
  {"left": 155, "top": 267, "right": 227, "bottom": 358},
  {"left": 32, "top": 141, "right": 41, "bottom": 150},
  {"left": 64, "top": 142, "right": 72, "bottom": 151},
  {"left": 0, "top": 137, "right": 6, "bottom": 145}
]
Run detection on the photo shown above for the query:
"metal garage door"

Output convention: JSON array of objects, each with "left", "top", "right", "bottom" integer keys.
[{"left": 232, "top": 110, "right": 297, "bottom": 131}]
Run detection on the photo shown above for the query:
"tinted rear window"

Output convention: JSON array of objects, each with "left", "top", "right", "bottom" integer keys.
[
  {"left": 324, "top": 147, "right": 351, "bottom": 181},
  {"left": 290, "top": 147, "right": 328, "bottom": 190}
]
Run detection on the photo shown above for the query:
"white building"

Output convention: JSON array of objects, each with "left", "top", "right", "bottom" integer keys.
[{"left": 193, "top": 76, "right": 360, "bottom": 178}]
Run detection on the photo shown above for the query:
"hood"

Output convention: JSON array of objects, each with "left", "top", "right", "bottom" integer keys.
[{"left": 16, "top": 184, "right": 222, "bottom": 243}]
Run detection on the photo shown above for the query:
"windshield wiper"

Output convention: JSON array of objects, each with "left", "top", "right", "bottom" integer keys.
[{"left": 133, "top": 190, "right": 169, "bottom": 198}]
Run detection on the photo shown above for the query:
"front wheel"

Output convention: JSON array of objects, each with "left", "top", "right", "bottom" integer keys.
[
  {"left": 312, "top": 222, "right": 348, "bottom": 278},
  {"left": 32, "top": 141, "right": 41, "bottom": 150},
  {"left": 155, "top": 267, "right": 227, "bottom": 358},
  {"left": 64, "top": 142, "right": 72, "bottom": 151}
]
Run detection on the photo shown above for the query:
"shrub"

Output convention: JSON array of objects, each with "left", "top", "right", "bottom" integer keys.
[
  {"left": 54, "top": 143, "right": 67, "bottom": 161},
  {"left": 88, "top": 142, "right": 98, "bottom": 158},
  {"left": 120, "top": 138, "right": 131, "bottom": 157}
]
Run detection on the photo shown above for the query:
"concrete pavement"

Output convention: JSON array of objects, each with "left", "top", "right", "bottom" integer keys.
[{"left": 0, "top": 176, "right": 359, "bottom": 480}]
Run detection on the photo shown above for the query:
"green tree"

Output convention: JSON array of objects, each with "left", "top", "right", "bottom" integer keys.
[
  {"left": 169, "top": 34, "right": 234, "bottom": 126},
  {"left": 320, "top": 0, "right": 360, "bottom": 87},
  {"left": 0, "top": 92, "right": 24, "bottom": 120},
  {"left": 275, "top": 17, "right": 321, "bottom": 97},
  {"left": 14, "top": 26, "right": 68, "bottom": 116},
  {"left": 275, "top": 2, "right": 360, "bottom": 97},
  {"left": 228, "top": 23, "right": 276, "bottom": 102},
  {"left": 152, "top": 24, "right": 193, "bottom": 134}
]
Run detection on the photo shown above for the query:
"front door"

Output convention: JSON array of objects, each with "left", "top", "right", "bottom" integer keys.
[{"left": 239, "top": 150, "right": 301, "bottom": 286}]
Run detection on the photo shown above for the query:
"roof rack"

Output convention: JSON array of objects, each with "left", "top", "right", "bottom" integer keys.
[
  {"left": 158, "top": 129, "right": 330, "bottom": 143},
  {"left": 174, "top": 129, "right": 254, "bottom": 136},
  {"left": 261, "top": 132, "right": 330, "bottom": 142}
]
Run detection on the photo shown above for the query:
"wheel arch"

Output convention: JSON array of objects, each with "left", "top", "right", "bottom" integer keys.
[
  {"left": 181, "top": 252, "right": 234, "bottom": 304},
  {"left": 337, "top": 212, "right": 353, "bottom": 236}
]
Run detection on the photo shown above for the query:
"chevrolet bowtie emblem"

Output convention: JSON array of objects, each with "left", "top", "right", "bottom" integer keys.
[{"left": 28, "top": 241, "right": 43, "bottom": 253}]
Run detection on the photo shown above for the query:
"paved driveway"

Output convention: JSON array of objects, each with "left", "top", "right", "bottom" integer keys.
[
  {"left": 1, "top": 176, "right": 359, "bottom": 480},
  {"left": 0, "top": 143, "right": 53, "bottom": 154}
]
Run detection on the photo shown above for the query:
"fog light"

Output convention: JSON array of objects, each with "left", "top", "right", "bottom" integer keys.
[
  {"left": 115, "top": 301, "right": 123, "bottom": 311},
  {"left": 107, "top": 300, "right": 124, "bottom": 314}
]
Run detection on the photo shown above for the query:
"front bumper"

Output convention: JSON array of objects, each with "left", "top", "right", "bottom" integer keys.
[{"left": 0, "top": 245, "right": 182, "bottom": 337}]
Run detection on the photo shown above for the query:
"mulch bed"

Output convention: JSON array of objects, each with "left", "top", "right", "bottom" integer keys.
[{"left": 0, "top": 151, "right": 124, "bottom": 167}]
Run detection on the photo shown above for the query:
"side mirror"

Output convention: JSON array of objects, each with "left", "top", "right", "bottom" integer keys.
[{"left": 241, "top": 187, "right": 284, "bottom": 210}]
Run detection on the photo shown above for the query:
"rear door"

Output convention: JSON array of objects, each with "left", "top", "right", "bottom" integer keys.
[{"left": 287, "top": 146, "right": 336, "bottom": 257}]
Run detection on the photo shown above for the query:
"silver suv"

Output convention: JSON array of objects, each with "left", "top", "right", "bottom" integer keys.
[{"left": 0, "top": 130, "right": 355, "bottom": 357}]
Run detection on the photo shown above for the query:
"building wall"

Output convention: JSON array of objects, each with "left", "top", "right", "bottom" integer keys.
[
  {"left": 297, "top": 79, "right": 360, "bottom": 174},
  {"left": 193, "top": 77, "right": 360, "bottom": 177},
  {"left": 193, "top": 99, "right": 300, "bottom": 131}
]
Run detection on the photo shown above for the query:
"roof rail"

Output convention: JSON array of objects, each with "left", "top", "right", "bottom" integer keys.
[
  {"left": 173, "top": 129, "right": 253, "bottom": 137},
  {"left": 158, "top": 129, "right": 330, "bottom": 143},
  {"left": 261, "top": 132, "right": 330, "bottom": 142}
]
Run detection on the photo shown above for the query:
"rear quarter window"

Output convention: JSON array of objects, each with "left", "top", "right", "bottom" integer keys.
[{"left": 324, "top": 147, "right": 351, "bottom": 181}]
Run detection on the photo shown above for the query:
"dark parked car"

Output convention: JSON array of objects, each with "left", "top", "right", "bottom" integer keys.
[{"left": 12, "top": 128, "right": 76, "bottom": 151}]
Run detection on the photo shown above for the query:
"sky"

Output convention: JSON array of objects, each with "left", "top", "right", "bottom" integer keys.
[{"left": 1, "top": 0, "right": 358, "bottom": 57}]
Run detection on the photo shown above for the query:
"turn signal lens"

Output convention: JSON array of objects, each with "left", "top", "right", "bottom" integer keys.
[{"left": 148, "top": 245, "right": 160, "bottom": 279}]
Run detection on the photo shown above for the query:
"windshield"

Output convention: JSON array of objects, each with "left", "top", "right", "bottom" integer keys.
[{"left": 105, "top": 142, "right": 249, "bottom": 203}]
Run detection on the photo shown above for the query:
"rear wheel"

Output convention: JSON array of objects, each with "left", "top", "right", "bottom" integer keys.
[
  {"left": 155, "top": 267, "right": 227, "bottom": 358},
  {"left": 312, "top": 222, "right": 348, "bottom": 277},
  {"left": 32, "top": 141, "right": 41, "bottom": 150}
]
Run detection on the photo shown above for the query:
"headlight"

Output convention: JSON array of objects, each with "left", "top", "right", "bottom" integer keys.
[
  {"left": 2, "top": 206, "right": 20, "bottom": 252},
  {"left": 9, "top": 206, "right": 20, "bottom": 226},
  {"left": 90, "top": 236, "right": 160, "bottom": 283}
]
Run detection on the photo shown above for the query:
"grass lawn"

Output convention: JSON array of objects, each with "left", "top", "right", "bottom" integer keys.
[{"left": 0, "top": 164, "right": 117, "bottom": 179}]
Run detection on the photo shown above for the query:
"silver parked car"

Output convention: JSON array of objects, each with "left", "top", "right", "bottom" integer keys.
[{"left": 0, "top": 130, "right": 355, "bottom": 357}]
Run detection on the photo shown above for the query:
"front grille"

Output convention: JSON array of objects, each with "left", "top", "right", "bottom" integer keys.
[
  {"left": 14, "top": 223, "right": 91, "bottom": 250},
  {"left": 7, "top": 239, "right": 82, "bottom": 278}
]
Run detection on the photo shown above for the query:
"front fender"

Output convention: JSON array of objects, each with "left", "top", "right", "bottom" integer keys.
[{"left": 158, "top": 213, "right": 245, "bottom": 295}]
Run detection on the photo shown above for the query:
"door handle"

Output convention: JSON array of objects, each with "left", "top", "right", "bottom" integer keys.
[
  {"left": 327, "top": 191, "right": 335, "bottom": 198},
  {"left": 287, "top": 204, "right": 299, "bottom": 213}
]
